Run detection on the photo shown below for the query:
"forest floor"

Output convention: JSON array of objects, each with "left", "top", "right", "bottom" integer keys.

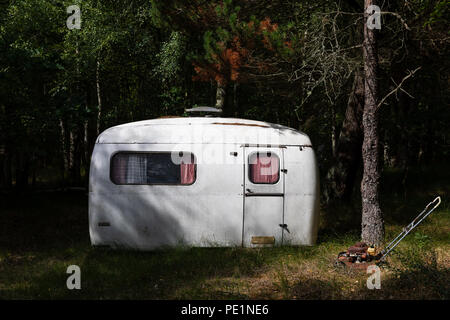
[{"left": 0, "top": 165, "right": 448, "bottom": 299}]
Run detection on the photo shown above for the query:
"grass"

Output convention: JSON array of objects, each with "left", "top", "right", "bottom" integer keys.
[{"left": 0, "top": 165, "right": 448, "bottom": 300}]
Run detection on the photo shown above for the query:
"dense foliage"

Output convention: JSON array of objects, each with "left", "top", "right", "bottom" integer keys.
[{"left": 0, "top": 0, "right": 448, "bottom": 196}]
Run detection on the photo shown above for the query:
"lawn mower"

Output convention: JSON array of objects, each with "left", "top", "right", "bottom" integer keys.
[{"left": 336, "top": 196, "right": 442, "bottom": 269}]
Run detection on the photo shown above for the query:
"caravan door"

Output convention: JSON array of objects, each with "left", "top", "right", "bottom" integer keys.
[{"left": 242, "top": 146, "right": 285, "bottom": 247}]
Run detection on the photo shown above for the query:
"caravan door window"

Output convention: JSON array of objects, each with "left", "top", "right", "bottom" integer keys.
[
  {"left": 248, "top": 152, "right": 280, "bottom": 184},
  {"left": 111, "top": 152, "right": 196, "bottom": 185}
]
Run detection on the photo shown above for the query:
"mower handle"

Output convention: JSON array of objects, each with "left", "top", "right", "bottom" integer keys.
[{"left": 379, "top": 196, "right": 442, "bottom": 261}]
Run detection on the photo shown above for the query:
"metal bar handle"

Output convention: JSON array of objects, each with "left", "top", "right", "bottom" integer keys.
[
  {"left": 383, "top": 196, "right": 441, "bottom": 252},
  {"left": 409, "top": 196, "right": 441, "bottom": 228},
  {"left": 380, "top": 196, "right": 441, "bottom": 261}
]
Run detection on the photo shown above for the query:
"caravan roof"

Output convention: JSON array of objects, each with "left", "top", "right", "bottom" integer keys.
[{"left": 96, "top": 117, "right": 311, "bottom": 146}]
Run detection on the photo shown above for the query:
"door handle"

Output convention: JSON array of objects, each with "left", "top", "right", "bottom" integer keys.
[
  {"left": 279, "top": 224, "right": 290, "bottom": 233},
  {"left": 246, "top": 188, "right": 253, "bottom": 193}
]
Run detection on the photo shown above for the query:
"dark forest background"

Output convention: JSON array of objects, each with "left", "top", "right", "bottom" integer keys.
[{"left": 0, "top": 0, "right": 448, "bottom": 203}]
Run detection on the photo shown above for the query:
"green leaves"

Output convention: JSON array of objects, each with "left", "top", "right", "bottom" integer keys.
[{"left": 155, "top": 31, "right": 186, "bottom": 84}]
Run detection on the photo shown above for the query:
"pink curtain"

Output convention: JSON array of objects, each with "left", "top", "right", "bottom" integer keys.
[
  {"left": 111, "top": 155, "right": 128, "bottom": 184},
  {"left": 180, "top": 161, "right": 195, "bottom": 184},
  {"left": 251, "top": 154, "right": 279, "bottom": 183}
]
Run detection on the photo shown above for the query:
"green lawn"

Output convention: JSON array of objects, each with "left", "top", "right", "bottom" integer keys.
[{"left": 0, "top": 166, "right": 448, "bottom": 299}]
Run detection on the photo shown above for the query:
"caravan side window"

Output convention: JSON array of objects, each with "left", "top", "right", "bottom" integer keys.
[
  {"left": 110, "top": 152, "right": 196, "bottom": 185},
  {"left": 248, "top": 152, "right": 280, "bottom": 184}
]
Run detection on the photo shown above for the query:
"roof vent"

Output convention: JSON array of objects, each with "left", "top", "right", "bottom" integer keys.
[{"left": 185, "top": 106, "right": 223, "bottom": 117}]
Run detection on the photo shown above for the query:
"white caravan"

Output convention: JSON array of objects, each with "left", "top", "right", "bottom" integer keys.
[{"left": 89, "top": 117, "right": 319, "bottom": 249}]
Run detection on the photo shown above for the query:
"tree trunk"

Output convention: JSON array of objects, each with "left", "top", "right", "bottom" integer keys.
[
  {"left": 210, "top": 80, "right": 216, "bottom": 106},
  {"left": 96, "top": 58, "right": 102, "bottom": 137},
  {"left": 31, "top": 153, "right": 37, "bottom": 189},
  {"left": 215, "top": 81, "right": 226, "bottom": 110},
  {"left": 331, "top": 106, "right": 337, "bottom": 158},
  {"left": 60, "top": 119, "right": 68, "bottom": 171},
  {"left": 4, "top": 148, "right": 12, "bottom": 189},
  {"left": 0, "top": 150, "right": 4, "bottom": 189},
  {"left": 233, "top": 83, "right": 239, "bottom": 116},
  {"left": 325, "top": 71, "right": 364, "bottom": 202},
  {"left": 382, "top": 130, "right": 392, "bottom": 167},
  {"left": 59, "top": 119, "right": 68, "bottom": 186},
  {"left": 69, "top": 128, "right": 81, "bottom": 186},
  {"left": 15, "top": 151, "right": 29, "bottom": 191},
  {"left": 83, "top": 118, "right": 89, "bottom": 188},
  {"left": 361, "top": 0, "right": 384, "bottom": 246},
  {"left": 69, "top": 128, "right": 75, "bottom": 173},
  {"left": 84, "top": 119, "right": 89, "bottom": 167}
]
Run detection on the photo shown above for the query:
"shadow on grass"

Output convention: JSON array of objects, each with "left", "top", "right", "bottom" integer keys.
[
  {"left": 0, "top": 190, "right": 322, "bottom": 299},
  {"left": 289, "top": 278, "right": 341, "bottom": 299},
  {"left": 378, "top": 268, "right": 449, "bottom": 299},
  {"left": 354, "top": 261, "right": 449, "bottom": 300},
  {"left": 0, "top": 164, "right": 448, "bottom": 299},
  {"left": 0, "top": 190, "right": 89, "bottom": 254},
  {"left": 77, "top": 245, "right": 324, "bottom": 299}
]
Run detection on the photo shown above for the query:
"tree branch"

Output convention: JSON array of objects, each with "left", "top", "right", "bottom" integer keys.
[
  {"left": 377, "top": 67, "right": 421, "bottom": 110},
  {"left": 381, "top": 11, "right": 411, "bottom": 31}
]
